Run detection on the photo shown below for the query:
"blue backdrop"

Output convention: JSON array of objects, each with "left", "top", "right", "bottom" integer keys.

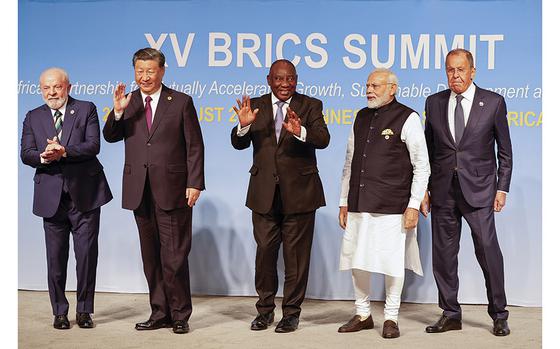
[{"left": 18, "top": 0, "right": 541, "bottom": 306}]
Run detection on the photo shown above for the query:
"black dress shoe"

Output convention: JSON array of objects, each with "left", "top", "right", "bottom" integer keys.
[
  {"left": 493, "top": 318, "right": 510, "bottom": 336},
  {"left": 53, "top": 315, "right": 70, "bottom": 330},
  {"left": 172, "top": 320, "right": 189, "bottom": 334},
  {"left": 425, "top": 315, "right": 462, "bottom": 333},
  {"left": 135, "top": 318, "right": 171, "bottom": 330},
  {"left": 251, "top": 312, "right": 274, "bottom": 331},
  {"left": 76, "top": 312, "right": 94, "bottom": 328},
  {"left": 275, "top": 315, "right": 299, "bottom": 333}
]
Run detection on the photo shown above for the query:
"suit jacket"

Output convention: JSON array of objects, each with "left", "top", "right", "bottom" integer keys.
[
  {"left": 20, "top": 96, "right": 113, "bottom": 218},
  {"left": 231, "top": 92, "right": 329, "bottom": 215},
  {"left": 424, "top": 85, "right": 513, "bottom": 208},
  {"left": 103, "top": 85, "right": 205, "bottom": 211}
]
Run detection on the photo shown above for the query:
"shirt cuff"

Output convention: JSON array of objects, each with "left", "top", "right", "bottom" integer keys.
[
  {"left": 40, "top": 156, "right": 48, "bottom": 164},
  {"left": 293, "top": 126, "right": 307, "bottom": 142},
  {"left": 237, "top": 123, "right": 251, "bottom": 136},
  {"left": 114, "top": 111, "right": 123, "bottom": 120},
  {"left": 339, "top": 198, "right": 348, "bottom": 207},
  {"left": 407, "top": 198, "right": 421, "bottom": 210},
  {"left": 497, "top": 190, "right": 508, "bottom": 195}
]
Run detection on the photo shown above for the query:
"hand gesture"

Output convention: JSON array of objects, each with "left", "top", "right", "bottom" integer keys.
[
  {"left": 339, "top": 206, "right": 348, "bottom": 230},
  {"left": 403, "top": 208, "right": 419, "bottom": 230},
  {"left": 232, "top": 95, "right": 259, "bottom": 127},
  {"left": 420, "top": 191, "right": 431, "bottom": 217},
  {"left": 40, "top": 137, "right": 65, "bottom": 162},
  {"left": 186, "top": 187, "right": 201, "bottom": 208},
  {"left": 113, "top": 82, "right": 132, "bottom": 114},
  {"left": 283, "top": 107, "right": 301, "bottom": 137}
]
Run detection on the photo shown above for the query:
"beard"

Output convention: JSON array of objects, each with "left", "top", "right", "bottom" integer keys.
[
  {"left": 367, "top": 90, "right": 392, "bottom": 109},
  {"left": 44, "top": 96, "right": 67, "bottom": 110}
]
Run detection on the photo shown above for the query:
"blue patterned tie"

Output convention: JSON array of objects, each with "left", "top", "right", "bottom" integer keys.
[
  {"left": 54, "top": 109, "right": 63, "bottom": 141},
  {"left": 275, "top": 101, "right": 285, "bottom": 141},
  {"left": 454, "top": 95, "right": 465, "bottom": 144}
]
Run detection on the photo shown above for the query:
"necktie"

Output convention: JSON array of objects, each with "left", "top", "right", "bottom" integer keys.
[
  {"left": 275, "top": 101, "right": 285, "bottom": 141},
  {"left": 54, "top": 109, "right": 63, "bottom": 141},
  {"left": 454, "top": 94, "right": 465, "bottom": 144},
  {"left": 145, "top": 95, "right": 153, "bottom": 131}
]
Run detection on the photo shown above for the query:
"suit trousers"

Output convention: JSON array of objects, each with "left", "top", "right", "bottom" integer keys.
[
  {"left": 134, "top": 175, "right": 193, "bottom": 322},
  {"left": 252, "top": 186, "right": 316, "bottom": 318},
  {"left": 43, "top": 187, "right": 100, "bottom": 316},
  {"left": 431, "top": 174, "right": 508, "bottom": 321}
]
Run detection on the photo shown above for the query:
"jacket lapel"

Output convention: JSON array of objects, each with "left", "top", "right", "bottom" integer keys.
[
  {"left": 147, "top": 85, "right": 172, "bottom": 141},
  {"left": 439, "top": 90, "right": 456, "bottom": 148},
  {"left": 40, "top": 105, "right": 57, "bottom": 140},
  {"left": 259, "top": 94, "right": 275, "bottom": 143},
  {"left": 458, "top": 86, "right": 483, "bottom": 148},
  {"left": 60, "top": 97, "right": 78, "bottom": 147}
]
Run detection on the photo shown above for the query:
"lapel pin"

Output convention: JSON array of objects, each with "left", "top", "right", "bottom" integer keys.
[
  {"left": 479, "top": 101, "right": 484, "bottom": 107},
  {"left": 167, "top": 96, "right": 172, "bottom": 101},
  {"left": 70, "top": 109, "right": 75, "bottom": 114}
]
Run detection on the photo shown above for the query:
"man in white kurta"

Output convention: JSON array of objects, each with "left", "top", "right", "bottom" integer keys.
[{"left": 338, "top": 68, "right": 430, "bottom": 338}]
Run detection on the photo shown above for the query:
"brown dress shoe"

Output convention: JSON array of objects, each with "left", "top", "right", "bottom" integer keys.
[
  {"left": 338, "top": 315, "right": 374, "bottom": 333},
  {"left": 382, "top": 320, "right": 400, "bottom": 338}
]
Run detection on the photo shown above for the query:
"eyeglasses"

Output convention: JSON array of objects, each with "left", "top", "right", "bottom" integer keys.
[{"left": 365, "top": 83, "right": 394, "bottom": 90}]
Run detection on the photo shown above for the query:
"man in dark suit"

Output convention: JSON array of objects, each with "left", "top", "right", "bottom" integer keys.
[
  {"left": 103, "top": 48, "right": 204, "bottom": 334},
  {"left": 231, "top": 59, "right": 330, "bottom": 333},
  {"left": 421, "top": 49, "right": 513, "bottom": 336},
  {"left": 20, "top": 67, "right": 113, "bottom": 330}
]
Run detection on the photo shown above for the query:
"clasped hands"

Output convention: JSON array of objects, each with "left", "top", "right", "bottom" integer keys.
[
  {"left": 233, "top": 95, "right": 302, "bottom": 137},
  {"left": 40, "top": 137, "right": 65, "bottom": 163}
]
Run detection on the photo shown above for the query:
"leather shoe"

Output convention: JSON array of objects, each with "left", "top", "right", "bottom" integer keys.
[
  {"left": 425, "top": 315, "right": 462, "bottom": 333},
  {"left": 251, "top": 312, "right": 274, "bottom": 331},
  {"left": 76, "top": 312, "right": 94, "bottom": 328},
  {"left": 382, "top": 320, "right": 400, "bottom": 338},
  {"left": 172, "top": 320, "right": 189, "bottom": 334},
  {"left": 275, "top": 315, "right": 299, "bottom": 333},
  {"left": 338, "top": 315, "right": 374, "bottom": 333},
  {"left": 135, "top": 318, "right": 171, "bottom": 330},
  {"left": 53, "top": 315, "right": 70, "bottom": 330},
  {"left": 493, "top": 318, "right": 510, "bottom": 336}
]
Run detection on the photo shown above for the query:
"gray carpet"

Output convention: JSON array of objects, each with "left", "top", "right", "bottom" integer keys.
[{"left": 19, "top": 290, "right": 541, "bottom": 348}]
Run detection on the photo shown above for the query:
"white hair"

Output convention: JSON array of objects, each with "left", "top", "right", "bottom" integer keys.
[
  {"left": 40, "top": 67, "right": 70, "bottom": 85},
  {"left": 371, "top": 68, "right": 398, "bottom": 86}
]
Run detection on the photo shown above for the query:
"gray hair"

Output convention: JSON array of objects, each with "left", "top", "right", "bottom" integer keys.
[
  {"left": 371, "top": 68, "right": 398, "bottom": 86},
  {"left": 39, "top": 67, "right": 70, "bottom": 84}
]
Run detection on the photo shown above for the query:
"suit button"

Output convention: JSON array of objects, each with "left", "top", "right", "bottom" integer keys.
[
  {"left": 147, "top": 143, "right": 151, "bottom": 146},
  {"left": 361, "top": 169, "right": 364, "bottom": 173},
  {"left": 370, "top": 126, "right": 374, "bottom": 130},
  {"left": 362, "top": 153, "right": 367, "bottom": 157},
  {"left": 359, "top": 184, "right": 365, "bottom": 188},
  {"left": 366, "top": 139, "right": 370, "bottom": 143}
]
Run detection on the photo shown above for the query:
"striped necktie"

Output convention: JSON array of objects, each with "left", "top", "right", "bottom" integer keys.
[{"left": 54, "top": 109, "right": 63, "bottom": 141}]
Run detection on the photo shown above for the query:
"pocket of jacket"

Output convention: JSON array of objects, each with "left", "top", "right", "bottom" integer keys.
[
  {"left": 300, "top": 166, "right": 319, "bottom": 175},
  {"left": 476, "top": 165, "right": 496, "bottom": 176},
  {"left": 168, "top": 164, "right": 187, "bottom": 173}
]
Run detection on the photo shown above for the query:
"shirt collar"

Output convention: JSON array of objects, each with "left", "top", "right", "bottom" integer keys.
[
  {"left": 140, "top": 85, "right": 163, "bottom": 104},
  {"left": 451, "top": 82, "right": 476, "bottom": 101},
  {"left": 271, "top": 93, "right": 292, "bottom": 106}
]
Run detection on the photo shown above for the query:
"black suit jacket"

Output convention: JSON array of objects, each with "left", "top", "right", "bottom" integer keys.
[
  {"left": 20, "top": 96, "right": 113, "bottom": 217},
  {"left": 425, "top": 85, "right": 513, "bottom": 208},
  {"left": 231, "top": 92, "right": 329, "bottom": 215},
  {"left": 103, "top": 85, "right": 205, "bottom": 211}
]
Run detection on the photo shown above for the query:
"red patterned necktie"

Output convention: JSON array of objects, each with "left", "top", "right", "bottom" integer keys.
[{"left": 145, "top": 95, "right": 153, "bottom": 130}]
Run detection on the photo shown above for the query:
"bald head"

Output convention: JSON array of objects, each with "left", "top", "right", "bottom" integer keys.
[{"left": 39, "top": 67, "right": 71, "bottom": 110}]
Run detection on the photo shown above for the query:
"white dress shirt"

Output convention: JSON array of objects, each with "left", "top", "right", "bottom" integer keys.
[{"left": 237, "top": 94, "right": 307, "bottom": 141}]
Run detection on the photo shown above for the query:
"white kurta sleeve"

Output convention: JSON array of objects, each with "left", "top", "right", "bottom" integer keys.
[
  {"left": 339, "top": 125, "right": 355, "bottom": 207},
  {"left": 401, "top": 112, "right": 430, "bottom": 210}
]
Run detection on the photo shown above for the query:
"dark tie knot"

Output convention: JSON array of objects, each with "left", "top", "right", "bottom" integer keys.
[
  {"left": 456, "top": 94, "right": 464, "bottom": 103},
  {"left": 145, "top": 96, "right": 152, "bottom": 103},
  {"left": 54, "top": 110, "right": 62, "bottom": 118}
]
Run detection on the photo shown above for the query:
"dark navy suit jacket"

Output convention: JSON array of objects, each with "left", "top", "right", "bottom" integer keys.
[
  {"left": 20, "top": 96, "right": 112, "bottom": 218},
  {"left": 425, "top": 85, "right": 513, "bottom": 208}
]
